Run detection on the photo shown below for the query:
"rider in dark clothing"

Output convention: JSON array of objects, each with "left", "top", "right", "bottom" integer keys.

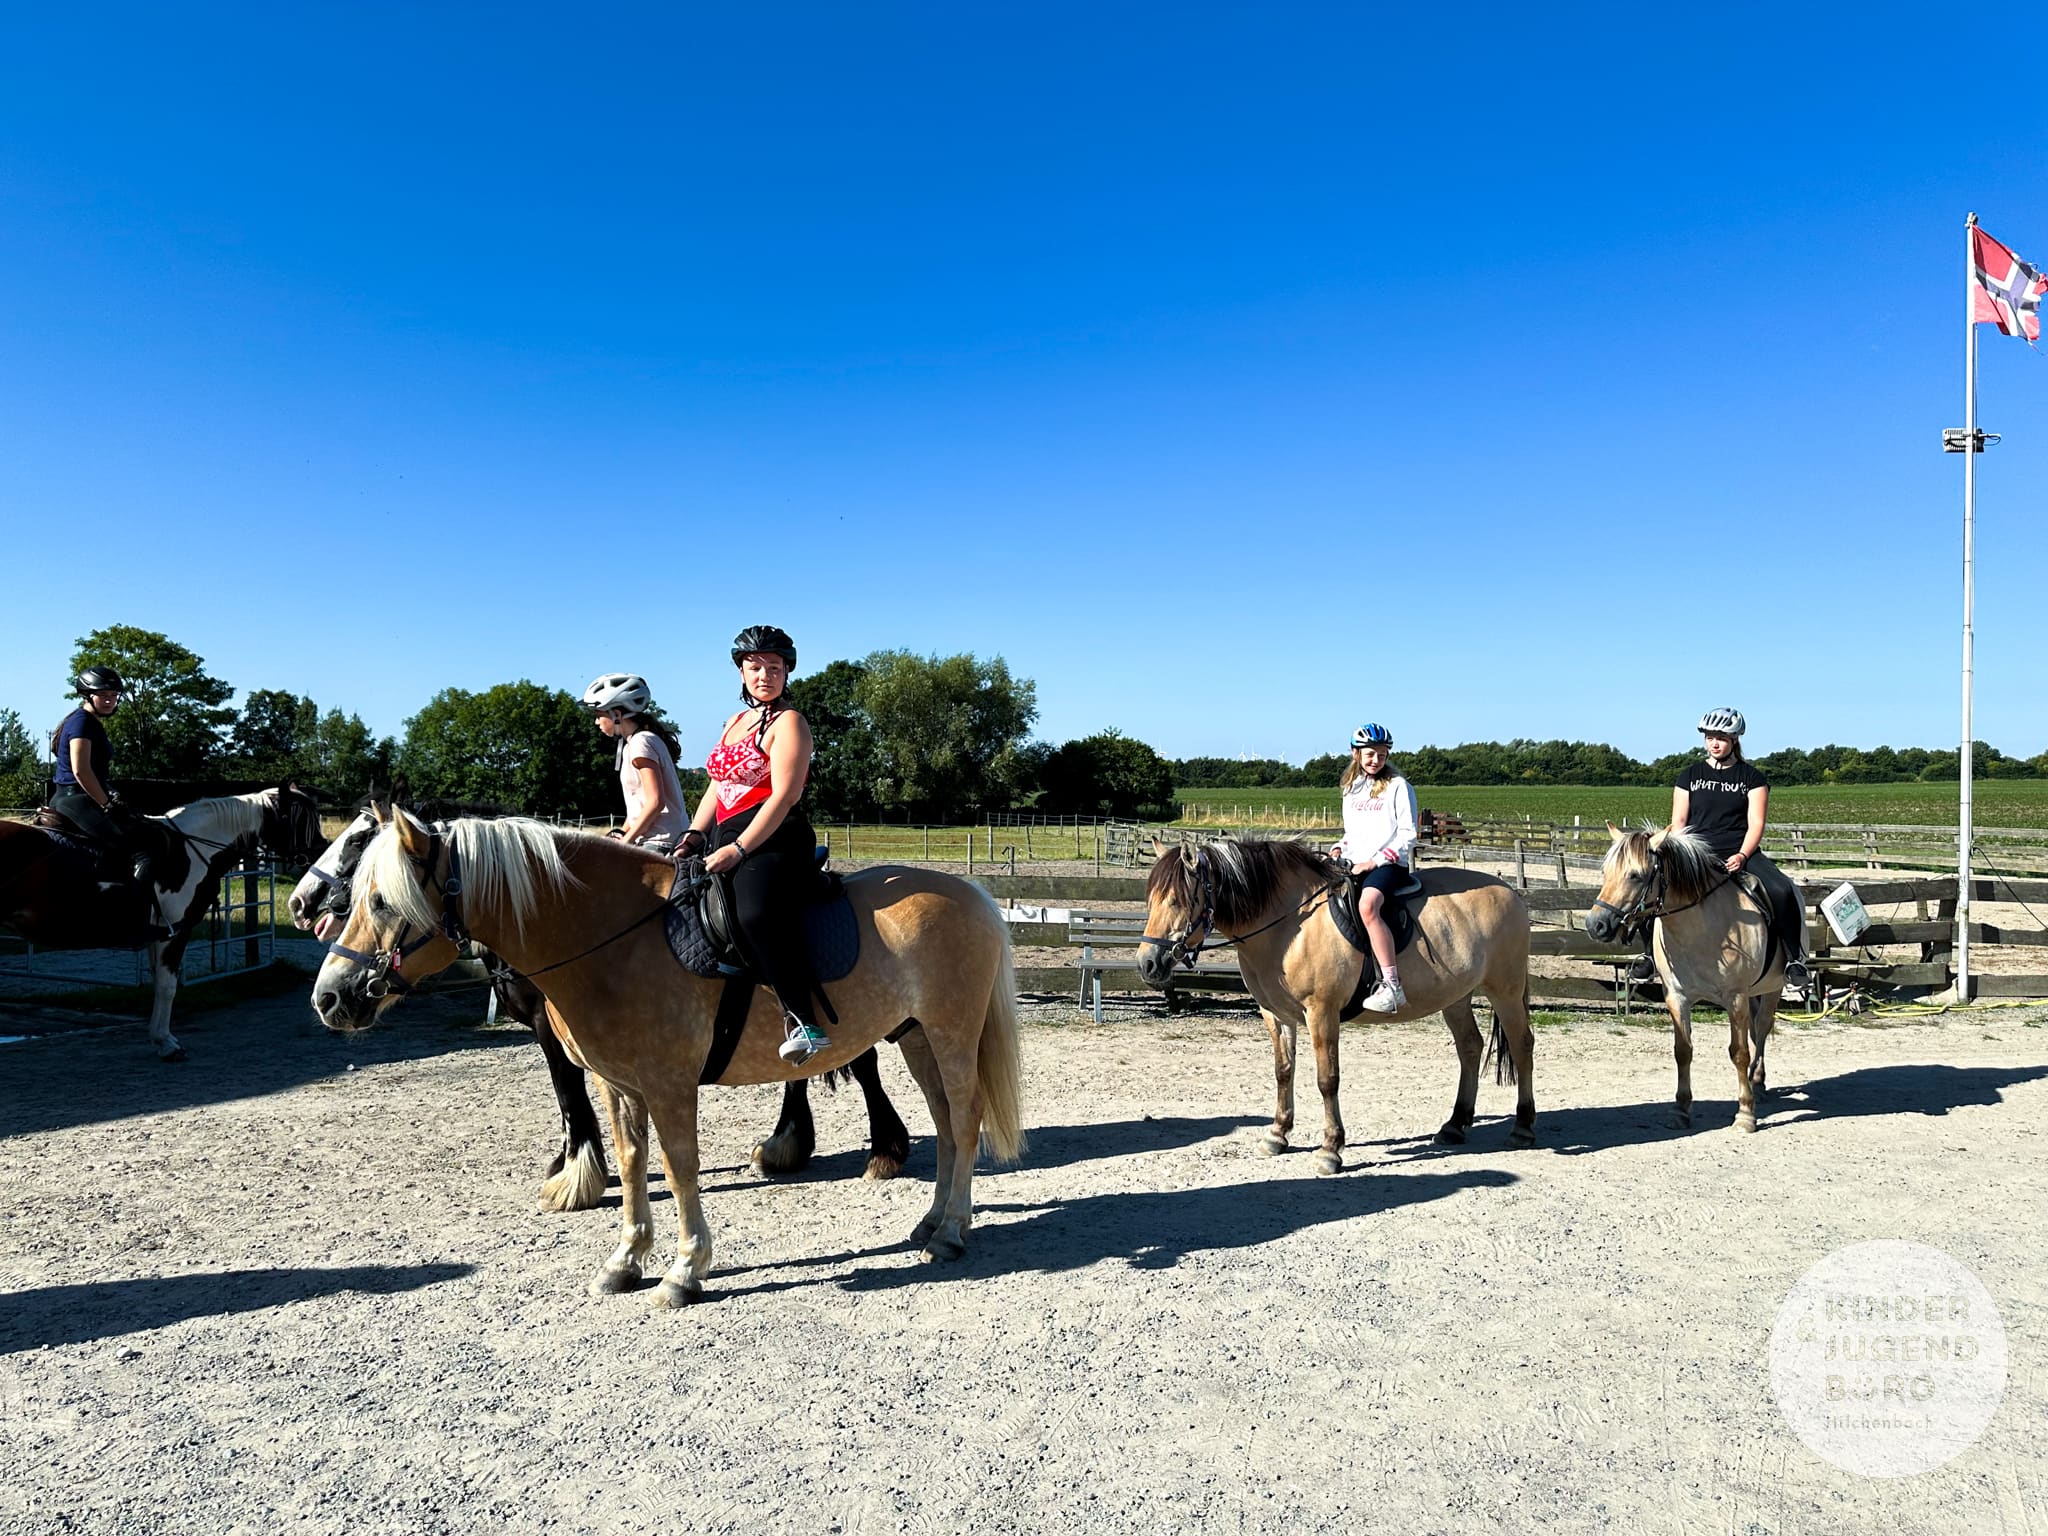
[{"left": 49, "top": 665, "right": 155, "bottom": 894}]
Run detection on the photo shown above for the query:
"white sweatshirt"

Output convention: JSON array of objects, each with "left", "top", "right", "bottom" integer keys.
[{"left": 1336, "top": 771, "right": 1419, "bottom": 869}]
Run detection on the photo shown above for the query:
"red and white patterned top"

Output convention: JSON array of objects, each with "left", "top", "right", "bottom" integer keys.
[{"left": 706, "top": 734, "right": 772, "bottom": 822}]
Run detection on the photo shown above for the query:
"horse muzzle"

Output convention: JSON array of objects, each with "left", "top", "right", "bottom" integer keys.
[{"left": 1584, "top": 905, "right": 1620, "bottom": 943}]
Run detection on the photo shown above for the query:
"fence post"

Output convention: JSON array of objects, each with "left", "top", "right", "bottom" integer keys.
[
  {"left": 1515, "top": 839, "right": 1527, "bottom": 889},
  {"left": 1554, "top": 852, "right": 1567, "bottom": 888},
  {"left": 923, "top": 825, "right": 930, "bottom": 860},
  {"left": 242, "top": 854, "right": 261, "bottom": 970}
]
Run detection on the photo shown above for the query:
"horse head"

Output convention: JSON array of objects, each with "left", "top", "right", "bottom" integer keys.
[
  {"left": 1137, "top": 842, "right": 1215, "bottom": 985},
  {"left": 312, "top": 805, "right": 464, "bottom": 1031},
  {"left": 1585, "top": 822, "right": 1666, "bottom": 943},
  {"left": 289, "top": 804, "right": 381, "bottom": 940}
]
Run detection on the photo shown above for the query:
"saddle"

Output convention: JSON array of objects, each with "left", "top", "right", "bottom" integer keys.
[
  {"left": 662, "top": 849, "right": 862, "bottom": 1083},
  {"left": 1332, "top": 867, "right": 1426, "bottom": 1022},
  {"left": 1731, "top": 869, "right": 1801, "bottom": 979},
  {"left": 31, "top": 806, "right": 125, "bottom": 879}
]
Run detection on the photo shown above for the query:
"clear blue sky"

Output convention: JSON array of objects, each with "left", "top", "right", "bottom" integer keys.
[{"left": 3, "top": 4, "right": 2044, "bottom": 768}]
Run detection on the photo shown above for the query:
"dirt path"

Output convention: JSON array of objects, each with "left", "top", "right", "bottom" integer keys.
[{"left": 1, "top": 992, "right": 2043, "bottom": 1535}]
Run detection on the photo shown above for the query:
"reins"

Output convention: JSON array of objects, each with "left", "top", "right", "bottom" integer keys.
[{"left": 1137, "top": 845, "right": 1348, "bottom": 969}]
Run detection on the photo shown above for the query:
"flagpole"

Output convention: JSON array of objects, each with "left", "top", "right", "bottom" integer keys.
[{"left": 1958, "top": 211, "right": 1979, "bottom": 1002}]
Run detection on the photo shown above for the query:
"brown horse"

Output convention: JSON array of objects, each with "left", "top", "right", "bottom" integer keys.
[
  {"left": 1584, "top": 823, "right": 1786, "bottom": 1132},
  {"left": 1138, "top": 839, "right": 1535, "bottom": 1173},
  {"left": 313, "top": 810, "right": 1024, "bottom": 1305}
]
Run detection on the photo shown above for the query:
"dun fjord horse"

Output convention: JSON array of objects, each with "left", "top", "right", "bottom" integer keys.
[
  {"left": 1139, "top": 840, "right": 1535, "bottom": 1173},
  {"left": 288, "top": 804, "right": 909, "bottom": 1212},
  {"left": 1584, "top": 823, "right": 1790, "bottom": 1132},
  {"left": 0, "top": 786, "right": 323, "bottom": 1060},
  {"left": 314, "top": 811, "right": 1024, "bottom": 1306}
]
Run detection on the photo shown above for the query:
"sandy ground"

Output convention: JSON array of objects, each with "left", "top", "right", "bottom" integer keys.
[{"left": 1, "top": 985, "right": 2045, "bottom": 1536}]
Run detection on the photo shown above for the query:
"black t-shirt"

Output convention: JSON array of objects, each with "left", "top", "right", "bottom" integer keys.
[
  {"left": 1674, "top": 756, "right": 1767, "bottom": 858},
  {"left": 52, "top": 706, "right": 111, "bottom": 789}
]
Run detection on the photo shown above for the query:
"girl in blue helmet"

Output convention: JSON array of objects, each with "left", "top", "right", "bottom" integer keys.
[{"left": 1331, "top": 723, "right": 1417, "bottom": 1013}]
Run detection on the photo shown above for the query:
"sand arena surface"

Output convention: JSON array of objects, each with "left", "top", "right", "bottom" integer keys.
[{"left": 0, "top": 988, "right": 2043, "bottom": 1535}]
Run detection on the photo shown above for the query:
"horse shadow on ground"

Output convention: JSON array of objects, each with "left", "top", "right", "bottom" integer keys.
[
  {"left": 0, "top": 1263, "right": 476, "bottom": 1353},
  {"left": 703, "top": 1165, "right": 1517, "bottom": 1300},
  {"left": 0, "top": 990, "right": 529, "bottom": 1140},
  {"left": 1365, "top": 1061, "right": 2048, "bottom": 1161}
]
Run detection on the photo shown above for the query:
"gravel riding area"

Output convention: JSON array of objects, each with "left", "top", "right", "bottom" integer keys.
[{"left": 1, "top": 988, "right": 2043, "bottom": 1536}]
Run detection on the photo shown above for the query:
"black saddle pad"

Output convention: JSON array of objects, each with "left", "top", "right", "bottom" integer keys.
[
  {"left": 1333, "top": 868, "right": 1425, "bottom": 1022},
  {"left": 662, "top": 861, "right": 860, "bottom": 985}
]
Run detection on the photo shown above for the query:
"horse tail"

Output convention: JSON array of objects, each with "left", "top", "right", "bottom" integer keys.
[
  {"left": 1488, "top": 1011, "right": 1517, "bottom": 1087},
  {"left": 976, "top": 923, "right": 1028, "bottom": 1163}
]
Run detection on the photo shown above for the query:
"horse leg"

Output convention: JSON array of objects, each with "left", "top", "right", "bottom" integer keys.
[
  {"left": 1258, "top": 1010, "right": 1297, "bottom": 1156},
  {"left": 1666, "top": 995, "right": 1695, "bottom": 1128},
  {"left": 752, "top": 1078, "right": 817, "bottom": 1177},
  {"left": 588, "top": 1079, "right": 654, "bottom": 1295},
  {"left": 853, "top": 1045, "right": 910, "bottom": 1181},
  {"left": 1437, "top": 997, "right": 1483, "bottom": 1144},
  {"left": 921, "top": 1019, "right": 988, "bottom": 1259},
  {"left": 1307, "top": 1008, "right": 1345, "bottom": 1176},
  {"left": 1491, "top": 982, "right": 1538, "bottom": 1147},
  {"left": 896, "top": 1026, "right": 957, "bottom": 1250},
  {"left": 1750, "top": 992, "right": 1776, "bottom": 1100},
  {"left": 643, "top": 1083, "right": 713, "bottom": 1307},
  {"left": 1727, "top": 995, "right": 1761, "bottom": 1133},
  {"left": 534, "top": 1013, "right": 608, "bottom": 1212},
  {"left": 146, "top": 939, "right": 185, "bottom": 1062}
]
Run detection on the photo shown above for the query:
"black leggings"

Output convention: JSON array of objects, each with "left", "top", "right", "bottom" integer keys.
[{"left": 713, "top": 806, "right": 822, "bottom": 1027}]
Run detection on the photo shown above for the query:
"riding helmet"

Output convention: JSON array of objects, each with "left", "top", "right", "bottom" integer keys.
[
  {"left": 1350, "top": 723, "right": 1393, "bottom": 749},
  {"left": 76, "top": 665, "right": 125, "bottom": 697},
  {"left": 1696, "top": 707, "right": 1746, "bottom": 738},
  {"left": 731, "top": 625, "right": 797, "bottom": 672},
  {"left": 581, "top": 672, "right": 652, "bottom": 716}
]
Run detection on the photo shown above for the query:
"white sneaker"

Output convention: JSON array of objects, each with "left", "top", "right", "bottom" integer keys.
[
  {"left": 778, "top": 1021, "right": 829, "bottom": 1065},
  {"left": 1361, "top": 978, "right": 1407, "bottom": 1014}
]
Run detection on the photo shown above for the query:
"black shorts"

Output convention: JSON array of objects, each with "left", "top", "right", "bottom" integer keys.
[{"left": 1358, "top": 863, "right": 1410, "bottom": 899}]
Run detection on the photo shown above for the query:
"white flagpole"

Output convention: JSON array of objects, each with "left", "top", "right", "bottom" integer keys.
[{"left": 1958, "top": 211, "right": 1979, "bottom": 1002}]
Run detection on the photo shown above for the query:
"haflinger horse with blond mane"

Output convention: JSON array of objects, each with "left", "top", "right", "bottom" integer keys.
[
  {"left": 312, "top": 807, "right": 1025, "bottom": 1306},
  {"left": 1585, "top": 822, "right": 1793, "bottom": 1133},
  {"left": 1139, "top": 839, "right": 1535, "bottom": 1173}
]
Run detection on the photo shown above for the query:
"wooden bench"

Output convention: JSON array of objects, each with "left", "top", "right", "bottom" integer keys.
[{"left": 1068, "top": 909, "right": 1249, "bottom": 1022}]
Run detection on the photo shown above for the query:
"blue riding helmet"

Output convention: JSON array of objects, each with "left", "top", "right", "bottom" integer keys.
[{"left": 1350, "top": 723, "right": 1393, "bottom": 749}]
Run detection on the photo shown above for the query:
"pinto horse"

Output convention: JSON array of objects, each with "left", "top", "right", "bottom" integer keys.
[
  {"left": 313, "top": 811, "right": 1024, "bottom": 1305},
  {"left": 1584, "top": 823, "right": 1789, "bottom": 1132},
  {"left": 288, "top": 804, "right": 909, "bottom": 1212},
  {"left": 0, "top": 786, "right": 324, "bottom": 1059},
  {"left": 1139, "top": 839, "right": 1536, "bottom": 1173}
]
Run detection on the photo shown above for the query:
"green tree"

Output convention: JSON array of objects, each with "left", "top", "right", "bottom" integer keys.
[
  {"left": 0, "top": 709, "right": 45, "bottom": 807},
  {"left": 227, "top": 688, "right": 321, "bottom": 782},
  {"left": 856, "top": 651, "right": 1037, "bottom": 821},
  {"left": 68, "top": 625, "right": 236, "bottom": 779},
  {"left": 396, "top": 681, "right": 611, "bottom": 815},
  {"left": 308, "top": 709, "right": 396, "bottom": 802},
  {"left": 787, "top": 658, "right": 881, "bottom": 821},
  {"left": 1038, "top": 729, "right": 1175, "bottom": 819}
]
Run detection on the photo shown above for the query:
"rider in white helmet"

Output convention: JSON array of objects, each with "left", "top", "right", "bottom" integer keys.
[
  {"left": 1330, "top": 723, "right": 1418, "bottom": 1013},
  {"left": 581, "top": 673, "right": 688, "bottom": 854},
  {"left": 1664, "top": 708, "right": 1811, "bottom": 991}
]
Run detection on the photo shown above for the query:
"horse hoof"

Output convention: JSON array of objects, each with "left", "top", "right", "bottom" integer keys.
[
  {"left": 920, "top": 1234, "right": 966, "bottom": 1263},
  {"left": 652, "top": 1278, "right": 704, "bottom": 1309},
  {"left": 862, "top": 1154, "right": 904, "bottom": 1182},
  {"left": 1510, "top": 1124, "right": 1536, "bottom": 1148},
  {"left": 1734, "top": 1114, "right": 1757, "bottom": 1135},
  {"left": 1313, "top": 1150, "right": 1343, "bottom": 1176},
  {"left": 589, "top": 1264, "right": 641, "bottom": 1296},
  {"left": 1435, "top": 1123, "right": 1467, "bottom": 1145},
  {"left": 159, "top": 1047, "right": 187, "bottom": 1064},
  {"left": 1256, "top": 1131, "right": 1288, "bottom": 1157},
  {"left": 909, "top": 1217, "right": 939, "bottom": 1246},
  {"left": 751, "top": 1138, "right": 812, "bottom": 1177}
]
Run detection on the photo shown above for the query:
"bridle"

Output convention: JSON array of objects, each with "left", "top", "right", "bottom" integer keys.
[
  {"left": 324, "top": 823, "right": 469, "bottom": 999},
  {"left": 1137, "top": 845, "right": 1348, "bottom": 969},
  {"left": 1589, "top": 845, "right": 1732, "bottom": 943}
]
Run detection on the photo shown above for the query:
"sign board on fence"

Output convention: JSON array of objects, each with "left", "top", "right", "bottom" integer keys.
[{"left": 1820, "top": 882, "right": 1871, "bottom": 946}]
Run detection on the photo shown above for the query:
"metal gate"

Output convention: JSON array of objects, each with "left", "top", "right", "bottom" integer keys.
[{"left": 0, "top": 860, "right": 278, "bottom": 997}]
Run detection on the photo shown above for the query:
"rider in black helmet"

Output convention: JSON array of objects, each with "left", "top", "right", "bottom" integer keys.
[
  {"left": 681, "top": 625, "right": 831, "bottom": 1065},
  {"left": 49, "top": 666, "right": 155, "bottom": 896}
]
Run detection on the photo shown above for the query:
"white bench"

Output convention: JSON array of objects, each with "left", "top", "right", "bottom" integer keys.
[{"left": 1068, "top": 909, "right": 1248, "bottom": 1022}]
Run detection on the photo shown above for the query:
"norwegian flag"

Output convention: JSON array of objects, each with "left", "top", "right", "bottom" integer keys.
[{"left": 1972, "top": 225, "right": 2046, "bottom": 343}]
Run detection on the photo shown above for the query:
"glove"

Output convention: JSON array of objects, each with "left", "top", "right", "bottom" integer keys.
[{"left": 678, "top": 828, "right": 708, "bottom": 857}]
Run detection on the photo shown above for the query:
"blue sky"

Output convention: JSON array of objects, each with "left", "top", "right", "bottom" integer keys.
[{"left": 2, "top": 4, "right": 2044, "bottom": 768}]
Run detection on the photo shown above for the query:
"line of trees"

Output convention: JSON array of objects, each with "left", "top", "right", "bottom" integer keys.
[{"left": 1174, "top": 739, "right": 2048, "bottom": 791}]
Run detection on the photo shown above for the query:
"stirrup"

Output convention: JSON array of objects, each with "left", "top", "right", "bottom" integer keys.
[
  {"left": 1360, "top": 980, "right": 1406, "bottom": 1015},
  {"left": 1783, "top": 958, "right": 1812, "bottom": 991},
  {"left": 1625, "top": 953, "right": 1657, "bottom": 984},
  {"left": 778, "top": 1020, "right": 829, "bottom": 1065}
]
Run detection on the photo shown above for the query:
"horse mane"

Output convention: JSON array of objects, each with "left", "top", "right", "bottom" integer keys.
[
  {"left": 364, "top": 815, "right": 576, "bottom": 938},
  {"left": 1146, "top": 837, "right": 1336, "bottom": 929},
  {"left": 1605, "top": 821, "right": 1725, "bottom": 905},
  {"left": 161, "top": 790, "right": 271, "bottom": 848}
]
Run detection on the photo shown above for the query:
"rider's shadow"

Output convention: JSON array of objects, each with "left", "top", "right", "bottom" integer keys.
[{"left": 1763, "top": 1060, "right": 2048, "bottom": 1125}]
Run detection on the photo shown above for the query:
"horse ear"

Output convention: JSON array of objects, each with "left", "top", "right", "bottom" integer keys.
[
  {"left": 396, "top": 809, "right": 431, "bottom": 857},
  {"left": 1647, "top": 827, "right": 1669, "bottom": 852},
  {"left": 371, "top": 797, "right": 394, "bottom": 825},
  {"left": 1606, "top": 821, "right": 1624, "bottom": 844},
  {"left": 1179, "top": 842, "right": 1200, "bottom": 872}
]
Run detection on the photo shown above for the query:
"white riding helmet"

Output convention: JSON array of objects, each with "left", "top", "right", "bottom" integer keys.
[
  {"left": 1697, "top": 707, "right": 1746, "bottom": 738},
  {"left": 582, "top": 672, "right": 652, "bottom": 717}
]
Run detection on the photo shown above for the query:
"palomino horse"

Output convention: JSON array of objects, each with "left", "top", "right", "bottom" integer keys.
[
  {"left": 0, "top": 786, "right": 324, "bottom": 1060},
  {"left": 1138, "top": 839, "right": 1535, "bottom": 1173},
  {"left": 287, "top": 804, "right": 910, "bottom": 1211},
  {"left": 313, "top": 811, "right": 1025, "bottom": 1305},
  {"left": 1584, "top": 823, "right": 1789, "bottom": 1132}
]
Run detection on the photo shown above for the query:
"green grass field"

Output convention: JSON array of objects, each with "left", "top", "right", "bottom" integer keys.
[{"left": 1173, "top": 780, "right": 2048, "bottom": 828}]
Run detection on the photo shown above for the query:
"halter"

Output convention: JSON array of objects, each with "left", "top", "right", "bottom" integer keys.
[
  {"left": 1590, "top": 845, "right": 1731, "bottom": 943},
  {"left": 1136, "top": 846, "right": 1218, "bottom": 969},
  {"left": 324, "top": 825, "right": 469, "bottom": 998}
]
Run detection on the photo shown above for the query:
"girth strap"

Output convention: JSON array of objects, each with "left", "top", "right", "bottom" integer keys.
[{"left": 698, "top": 975, "right": 755, "bottom": 1085}]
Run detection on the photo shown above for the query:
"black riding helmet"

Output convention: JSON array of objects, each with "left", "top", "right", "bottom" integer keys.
[
  {"left": 76, "top": 665, "right": 125, "bottom": 696},
  {"left": 730, "top": 625, "right": 797, "bottom": 671}
]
